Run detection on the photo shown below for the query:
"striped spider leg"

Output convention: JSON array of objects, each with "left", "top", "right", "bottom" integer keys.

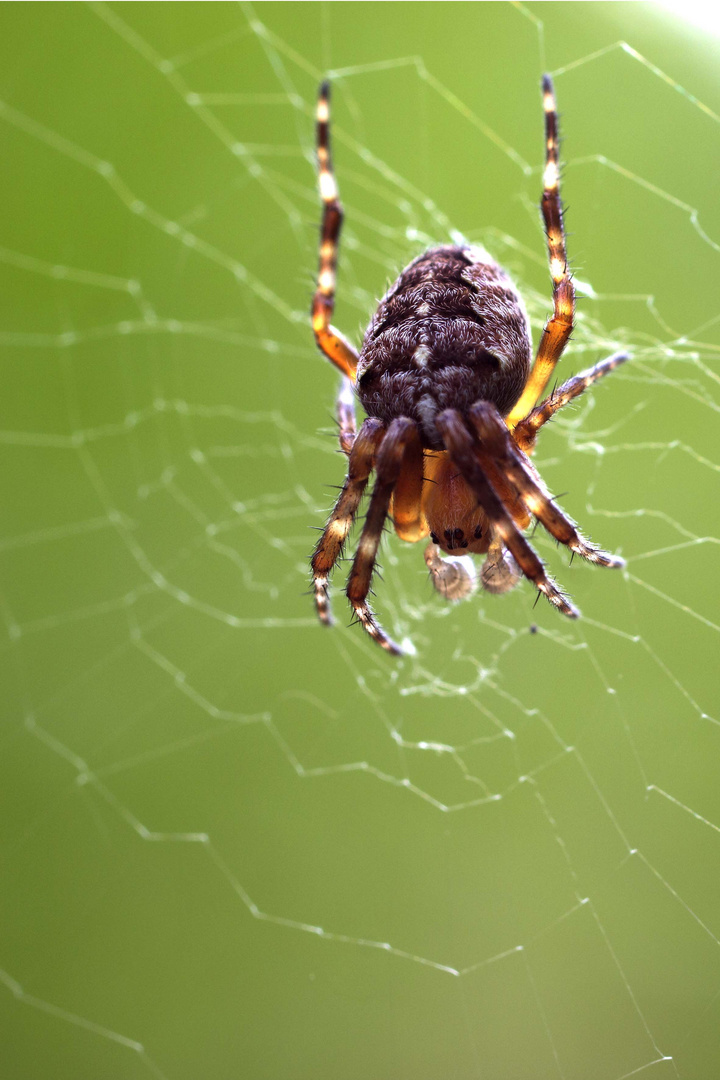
[
  {"left": 311, "top": 418, "right": 384, "bottom": 629},
  {"left": 436, "top": 410, "right": 578, "bottom": 618},
  {"left": 311, "top": 81, "right": 358, "bottom": 382},
  {"left": 507, "top": 74, "right": 574, "bottom": 431},
  {"left": 513, "top": 351, "right": 629, "bottom": 454},
  {"left": 470, "top": 401, "right": 625, "bottom": 570}
]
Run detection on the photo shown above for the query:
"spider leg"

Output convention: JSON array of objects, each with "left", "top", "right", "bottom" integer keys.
[
  {"left": 391, "top": 431, "right": 427, "bottom": 543},
  {"left": 337, "top": 375, "right": 357, "bottom": 455},
  {"left": 470, "top": 401, "right": 624, "bottom": 569},
  {"left": 507, "top": 75, "right": 574, "bottom": 430},
  {"left": 514, "top": 351, "right": 629, "bottom": 453},
  {"left": 312, "top": 418, "right": 385, "bottom": 627},
  {"left": 346, "top": 418, "right": 419, "bottom": 654},
  {"left": 312, "top": 81, "right": 359, "bottom": 381},
  {"left": 436, "top": 409, "right": 579, "bottom": 618}
]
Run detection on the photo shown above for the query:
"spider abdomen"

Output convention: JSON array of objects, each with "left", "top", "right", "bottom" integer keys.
[{"left": 356, "top": 245, "right": 532, "bottom": 448}]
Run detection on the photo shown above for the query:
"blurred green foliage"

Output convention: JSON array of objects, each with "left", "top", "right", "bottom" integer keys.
[{"left": 1, "top": 4, "right": 718, "bottom": 1078}]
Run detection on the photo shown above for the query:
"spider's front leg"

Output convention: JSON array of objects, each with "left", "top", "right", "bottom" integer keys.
[
  {"left": 346, "top": 418, "right": 421, "bottom": 655},
  {"left": 470, "top": 402, "right": 624, "bottom": 569},
  {"left": 436, "top": 409, "right": 578, "bottom": 618}
]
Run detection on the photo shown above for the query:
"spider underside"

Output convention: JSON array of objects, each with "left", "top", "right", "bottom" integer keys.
[{"left": 310, "top": 76, "right": 627, "bottom": 655}]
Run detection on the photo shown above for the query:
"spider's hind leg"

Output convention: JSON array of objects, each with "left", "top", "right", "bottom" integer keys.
[
  {"left": 507, "top": 74, "right": 574, "bottom": 429},
  {"left": 312, "top": 81, "right": 359, "bottom": 381}
]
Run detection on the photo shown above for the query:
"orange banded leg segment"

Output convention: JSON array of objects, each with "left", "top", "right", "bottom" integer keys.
[
  {"left": 507, "top": 74, "right": 574, "bottom": 429},
  {"left": 390, "top": 429, "right": 427, "bottom": 542},
  {"left": 436, "top": 408, "right": 579, "bottom": 619},
  {"left": 312, "top": 418, "right": 385, "bottom": 627},
  {"left": 470, "top": 402, "right": 624, "bottom": 569},
  {"left": 513, "top": 351, "right": 630, "bottom": 453},
  {"left": 346, "top": 418, "right": 417, "bottom": 655},
  {"left": 312, "top": 81, "right": 358, "bottom": 381}
]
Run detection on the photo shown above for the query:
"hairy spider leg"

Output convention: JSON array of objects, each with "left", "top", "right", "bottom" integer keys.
[
  {"left": 312, "top": 82, "right": 359, "bottom": 381},
  {"left": 312, "top": 418, "right": 385, "bottom": 626},
  {"left": 507, "top": 74, "right": 574, "bottom": 429},
  {"left": 436, "top": 409, "right": 579, "bottom": 618},
  {"left": 346, "top": 418, "right": 419, "bottom": 654},
  {"left": 470, "top": 402, "right": 624, "bottom": 567},
  {"left": 390, "top": 432, "right": 427, "bottom": 543},
  {"left": 513, "top": 351, "right": 630, "bottom": 453},
  {"left": 337, "top": 375, "right": 357, "bottom": 456}
]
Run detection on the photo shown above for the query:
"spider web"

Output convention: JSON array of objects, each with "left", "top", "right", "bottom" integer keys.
[{"left": 1, "top": 3, "right": 719, "bottom": 1078}]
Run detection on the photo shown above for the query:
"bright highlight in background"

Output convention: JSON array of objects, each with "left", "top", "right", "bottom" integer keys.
[{"left": 656, "top": 0, "right": 720, "bottom": 37}]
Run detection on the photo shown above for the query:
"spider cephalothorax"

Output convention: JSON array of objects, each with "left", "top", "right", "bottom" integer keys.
[{"left": 310, "top": 77, "right": 627, "bottom": 655}]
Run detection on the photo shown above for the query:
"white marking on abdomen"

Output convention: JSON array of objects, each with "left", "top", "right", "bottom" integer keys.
[{"left": 413, "top": 345, "right": 432, "bottom": 368}]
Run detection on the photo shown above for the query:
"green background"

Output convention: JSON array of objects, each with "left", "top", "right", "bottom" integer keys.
[{"left": 1, "top": 3, "right": 719, "bottom": 1078}]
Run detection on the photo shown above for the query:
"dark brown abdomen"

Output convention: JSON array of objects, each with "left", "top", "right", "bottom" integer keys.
[{"left": 356, "top": 245, "right": 532, "bottom": 448}]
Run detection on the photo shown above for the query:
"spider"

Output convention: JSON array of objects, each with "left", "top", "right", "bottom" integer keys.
[{"left": 310, "top": 75, "right": 628, "bottom": 655}]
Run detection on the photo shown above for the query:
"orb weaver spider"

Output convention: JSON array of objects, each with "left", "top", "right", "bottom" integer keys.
[{"left": 310, "top": 76, "right": 627, "bottom": 655}]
